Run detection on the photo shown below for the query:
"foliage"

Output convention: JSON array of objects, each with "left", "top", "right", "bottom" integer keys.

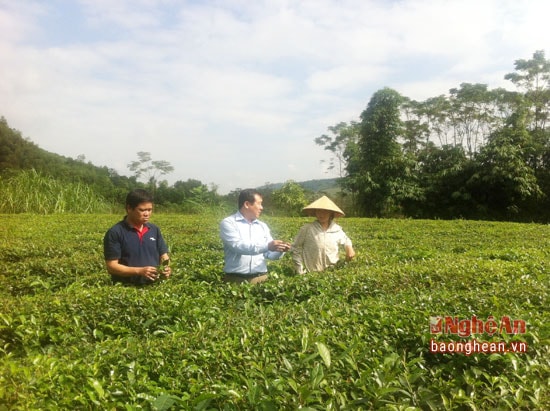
[
  {"left": 259, "top": 179, "right": 340, "bottom": 194},
  {"left": 2, "top": 51, "right": 550, "bottom": 220},
  {"left": 0, "top": 117, "right": 135, "bottom": 203},
  {"left": 315, "top": 122, "right": 360, "bottom": 177},
  {"left": 405, "top": 144, "right": 472, "bottom": 219},
  {"left": 332, "top": 51, "right": 550, "bottom": 221},
  {"left": 0, "top": 214, "right": 548, "bottom": 409},
  {"left": 467, "top": 124, "right": 542, "bottom": 219},
  {"left": 155, "top": 180, "right": 223, "bottom": 214},
  {"left": 504, "top": 50, "right": 550, "bottom": 132},
  {"left": 271, "top": 180, "right": 308, "bottom": 216},
  {"left": 0, "top": 169, "right": 111, "bottom": 214},
  {"left": 346, "top": 87, "right": 423, "bottom": 216},
  {"left": 127, "top": 151, "right": 174, "bottom": 192}
]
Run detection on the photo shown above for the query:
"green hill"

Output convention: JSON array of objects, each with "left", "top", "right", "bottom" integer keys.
[
  {"left": 0, "top": 116, "right": 135, "bottom": 202},
  {"left": 259, "top": 178, "right": 340, "bottom": 194}
]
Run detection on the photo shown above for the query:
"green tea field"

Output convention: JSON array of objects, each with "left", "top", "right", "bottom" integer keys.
[{"left": 1, "top": 214, "right": 549, "bottom": 410}]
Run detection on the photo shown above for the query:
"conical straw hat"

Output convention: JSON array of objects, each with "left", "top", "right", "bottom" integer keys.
[{"left": 303, "top": 195, "right": 345, "bottom": 217}]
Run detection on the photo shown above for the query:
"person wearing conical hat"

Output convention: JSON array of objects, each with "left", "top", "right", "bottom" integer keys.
[{"left": 292, "top": 195, "right": 355, "bottom": 274}]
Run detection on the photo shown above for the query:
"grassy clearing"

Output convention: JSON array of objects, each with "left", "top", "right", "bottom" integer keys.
[{"left": 0, "top": 214, "right": 548, "bottom": 410}]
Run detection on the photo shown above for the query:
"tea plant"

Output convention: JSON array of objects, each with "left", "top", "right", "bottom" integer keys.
[{"left": 0, "top": 214, "right": 548, "bottom": 409}]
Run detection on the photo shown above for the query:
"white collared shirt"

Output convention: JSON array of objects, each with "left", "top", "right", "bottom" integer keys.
[{"left": 220, "top": 211, "right": 283, "bottom": 274}]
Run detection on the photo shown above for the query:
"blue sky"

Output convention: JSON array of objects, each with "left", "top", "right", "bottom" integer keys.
[{"left": 0, "top": 0, "right": 548, "bottom": 193}]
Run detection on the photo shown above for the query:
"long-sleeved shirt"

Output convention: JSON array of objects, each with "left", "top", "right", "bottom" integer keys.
[
  {"left": 220, "top": 211, "right": 283, "bottom": 275},
  {"left": 292, "top": 220, "right": 352, "bottom": 274}
]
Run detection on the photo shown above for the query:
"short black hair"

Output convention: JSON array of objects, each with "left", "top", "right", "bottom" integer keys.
[
  {"left": 238, "top": 189, "right": 261, "bottom": 209},
  {"left": 125, "top": 189, "right": 154, "bottom": 209}
]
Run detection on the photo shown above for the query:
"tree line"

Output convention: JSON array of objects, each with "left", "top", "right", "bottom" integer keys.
[
  {"left": 2, "top": 50, "right": 548, "bottom": 220},
  {"left": 316, "top": 50, "right": 550, "bottom": 221},
  {"left": 0, "top": 119, "right": 224, "bottom": 213},
  {"left": 0, "top": 119, "right": 319, "bottom": 214}
]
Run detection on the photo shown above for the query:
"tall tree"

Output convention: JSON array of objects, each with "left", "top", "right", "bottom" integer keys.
[
  {"left": 467, "top": 121, "right": 541, "bottom": 219},
  {"left": 127, "top": 151, "right": 174, "bottom": 193},
  {"left": 505, "top": 50, "right": 550, "bottom": 208},
  {"left": 413, "top": 143, "right": 472, "bottom": 219},
  {"left": 401, "top": 98, "right": 430, "bottom": 155},
  {"left": 505, "top": 50, "right": 550, "bottom": 132},
  {"left": 314, "top": 121, "right": 360, "bottom": 177},
  {"left": 448, "top": 83, "right": 496, "bottom": 156},
  {"left": 346, "top": 87, "right": 421, "bottom": 216},
  {"left": 419, "top": 95, "right": 453, "bottom": 146}
]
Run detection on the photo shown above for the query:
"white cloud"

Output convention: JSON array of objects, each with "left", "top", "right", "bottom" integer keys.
[{"left": 307, "top": 64, "right": 389, "bottom": 93}]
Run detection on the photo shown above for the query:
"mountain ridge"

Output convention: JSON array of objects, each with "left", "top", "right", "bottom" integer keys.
[{"left": 258, "top": 177, "right": 341, "bottom": 194}]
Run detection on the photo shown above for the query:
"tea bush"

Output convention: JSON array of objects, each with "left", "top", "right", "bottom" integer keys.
[{"left": 0, "top": 214, "right": 548, "bottom": 410}]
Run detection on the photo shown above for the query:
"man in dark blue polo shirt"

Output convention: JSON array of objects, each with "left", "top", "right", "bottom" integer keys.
[{"left": 103, "top": 189, "right": 171, "bottom": 285}]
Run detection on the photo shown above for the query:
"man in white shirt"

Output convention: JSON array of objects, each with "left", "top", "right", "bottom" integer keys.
[{"left": 220, "top": 189, "right": 291, "bottom": 284}]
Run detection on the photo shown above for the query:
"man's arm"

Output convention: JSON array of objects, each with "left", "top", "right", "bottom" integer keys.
[
  {"left": 105, "top": 260, "right": 160, "bottom": 281},
  {"left": 291, "top": 226, "right": 306, "bottom": 273},
  {"left": 220, "top": 218, "right": 290, "bottom": 257},
  {"left": 264, "top": 224, "right": 291, "bottom": 259},
  {"left": 220, "top": 219, "right": 269, "bottom": 255},
  {"left": 159, "top": 253, "right": 172, "bottom": 277}
]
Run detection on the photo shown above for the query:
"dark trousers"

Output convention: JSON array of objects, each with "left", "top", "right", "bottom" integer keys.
[{"left": 223, "top": 272, "right": 268, "bottom": 284}]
